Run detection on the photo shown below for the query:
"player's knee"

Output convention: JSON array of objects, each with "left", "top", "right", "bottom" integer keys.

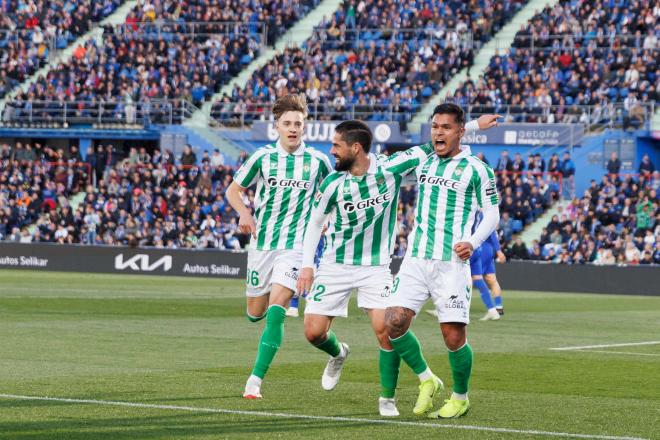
[
  {"left": 385, "top": 308, "right": 411, "bottom": 339},
  {"left": 304, "top": 325, "right": 325, "bottom": 345},
  {"left": 441, "top": 324, "right": 467, "bottom": 350},
  {"left": 247, "top": 302, "right": 267, "bottom": 319},
  {"left": 376, "top": 331, "right": 392, "bottom": 349}
]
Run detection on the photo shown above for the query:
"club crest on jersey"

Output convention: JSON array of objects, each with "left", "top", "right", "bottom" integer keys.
[
  {"left": 376, "top": 176, "right": 385, "bottom": 186},
  {"left": 343, "top": 192, "right": 391, "bottom": 213},
  {"left": 303, "top": 164, "right": 311, "bottom": 173},
  {"left": 267, "top": 177, "right": 311, "bottom": 189},
  {"left": 419, "top": 174, "right": 461, "bottom": 189}
]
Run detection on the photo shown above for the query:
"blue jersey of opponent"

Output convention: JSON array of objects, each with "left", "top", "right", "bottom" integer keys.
[{"left": 469, "top": 212, "right": 500, "bottom": 276}]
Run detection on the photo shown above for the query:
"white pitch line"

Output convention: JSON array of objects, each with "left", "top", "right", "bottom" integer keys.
[
  {"left": 575, "top": 350, "right": 660, "bottom": 357},
  {"left": 0, "top": 393, "right": 647, "bottom": 440},
  {"left": 549, "top": 341, "right": 660, "bottom": 351}
]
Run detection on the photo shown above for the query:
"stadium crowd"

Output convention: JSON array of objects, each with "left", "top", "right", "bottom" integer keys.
[
  {"left": 503, "top": 157, "right": 659, "bottom": 265},
  {"left": 0, "top": 141, "right": 250, "bottom": 250},
  {"left": 211, "top": 0, "right": 527, "bottom": 124},
  {"left": 1, "top": 141, "right": 657, "bottom": 266},
  {"left": 449, "top": 0, "right": 659, "bottom": 125},
  {"left": 0, "top": 0, "right": 126, "bottom": 99},
  {"left": 3, "top": 0, "right": 320, "bottom": 118}
]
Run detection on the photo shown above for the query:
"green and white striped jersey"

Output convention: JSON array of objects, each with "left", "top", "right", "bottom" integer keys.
[
  {"left": 408, "top": 147, "right": 500, "bottom": 261},
  {"left": 233, "top": 141, "right": 332, "bottom": 251},
  {"left": 312, "top": 143, "right": 433, "bottom": 266}
]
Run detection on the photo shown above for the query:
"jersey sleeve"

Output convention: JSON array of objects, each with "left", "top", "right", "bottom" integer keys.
[
  {"left": 473, "top": 163, "right": 500, "bottom": 209},
  {"left": 303, "top": 174, "right": 341, "bottom": 268},
  {"left": 381, "top": 143, "right": 433, "bottom": 176},
  {"left": 314, "top": 173, "right": 341, "bottom": 215},
  {"left": 232, "top": 150, "right": 264, "bottom": 188}
]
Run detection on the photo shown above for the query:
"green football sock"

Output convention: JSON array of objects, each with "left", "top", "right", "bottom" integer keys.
[
  {"left": 448, "top": 343, "right": 473, "bottom": 394},
  {"left": 389, "top": 330, "right": 429, "bottom": 375},
  {"left": 251, "top": 305, "right": 286, "bottom": 379},
  {"left": 379, "top": 348, "right": 401, "bottom": 398},
  {"left": 246, "top": 311, "right": 266, "bottom": 322},
  {"left": 314, "top": 330, "right": 341, "bottom": 357}
]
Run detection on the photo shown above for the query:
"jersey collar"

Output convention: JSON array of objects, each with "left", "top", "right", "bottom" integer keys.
[{"left": 276, "top": 140, "right": 306, "bottom": 156}]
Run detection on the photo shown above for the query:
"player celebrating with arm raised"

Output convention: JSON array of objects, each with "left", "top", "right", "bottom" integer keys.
[
  {"left": 227, "top": 94, "right": 332, "bottom": 399},
  {"left": 385, "top": 103, "right": 501, "bottom": 419},
  {"left": 297, "top": 116, "right": 499, "bottom": 417}
]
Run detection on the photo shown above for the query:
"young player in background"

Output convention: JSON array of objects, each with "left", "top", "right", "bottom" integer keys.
[{"left": 226, "top": 94, "right": 332, "bottom": 399}]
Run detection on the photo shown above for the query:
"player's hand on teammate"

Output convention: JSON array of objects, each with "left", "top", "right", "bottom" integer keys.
[
  {"left": 297, "top": 267, "right": 314, "bottom": 297},
  {"left": 238, "top": 211, "right": 257, "bottom": 238},
  {"left": 453, "top": 242, "right": 474, "bottom": 261},
  {"left": 477, "top": 114, "right": 502, "bottom": 130}
]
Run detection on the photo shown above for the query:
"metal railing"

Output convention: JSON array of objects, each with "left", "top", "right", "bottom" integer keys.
[
  {"left": 460, "top": 103, "right": 655, "bottom": 132},
  {"left": 210, "top": 101, "right": 416, "bottom": 128},
  {"left": 112, "top": 21, "right": 267, "bottom": 44},
  {"left": 309, "top": 26, "right": 473, "bottom": 48},
  {"left": 210, "top": 101, "right": 655, "bottom": 132},
  {"left": 494, "top": 33, "right": 659, "bottom": 52},
  {"left": 0, "top": 99, "right": 198, "bottom": 126}
]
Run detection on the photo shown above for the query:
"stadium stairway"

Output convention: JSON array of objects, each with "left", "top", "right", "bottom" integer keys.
[
  {"left": 197, "top": 0, "right": 344, "bottom": 120},
  {"left": 409, "top": 0, "right": 561, "bottom": 132},
  {"left": 518, "top": 204, "right": 561, "bottom": 247},
  {"left": 0, "top": 1, "right": 138, "bottom": 114}
]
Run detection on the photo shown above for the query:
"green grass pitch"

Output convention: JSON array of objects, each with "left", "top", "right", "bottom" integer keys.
[{"left": 0, "top": 269, "right": 658, "bottom": 439}]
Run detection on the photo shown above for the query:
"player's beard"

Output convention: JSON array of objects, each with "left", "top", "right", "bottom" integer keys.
[{"left": 334, "top": 155, "right": 354, "bottom": 172}]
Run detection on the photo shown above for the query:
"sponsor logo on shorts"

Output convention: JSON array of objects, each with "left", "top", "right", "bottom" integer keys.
[
  {"left": 343, "top": 193, "right": 391, "bottom": 213},
  {"left": 381, "top": 285, "right": 391, "bottom": 298},
  {"left": 284, "top": 267, "right": 299, "bottom": 280},
  {"left": 445, "top": 294, "right": 466, "bottom": 309},
  {"left": 267, "top": 177, "right": 311, "bottom": 189},
  {"left": 419, "top": 174, "right": 461, "bottom": 189}
]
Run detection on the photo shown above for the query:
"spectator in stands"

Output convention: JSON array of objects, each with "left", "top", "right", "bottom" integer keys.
[
  {"left": 511, "top": 153, "right": 525, "bottom": 173},
  {"left": 639, "top": 154, "right": 655, "bottom": 176},
  {"left": 606, "top": 152, "right": 622, "bottom": 176},
  {"left": 180, "top": 145, "right": 197, "bottom": 167},
  {"left": 495, "top": 150, "right": 513, "bottom": 172},
  {"left": 561, "top": 152, "right": 576, "bottom": 199},
  {"left": 508, "top": 236, "right": 529, "bottom": 260}
]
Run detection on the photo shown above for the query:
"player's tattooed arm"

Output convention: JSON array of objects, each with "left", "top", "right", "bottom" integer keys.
[{"left": 385, "top": 307, "right": 416, "bottom": 339}]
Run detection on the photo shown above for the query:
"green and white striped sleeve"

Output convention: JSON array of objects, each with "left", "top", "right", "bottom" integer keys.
[
  {"left": 381, "top": 143, "right": 433, "bottom": 176},
  {"left": 473, "top": 162, "right": 500, "bottom": 209},
  {"left": 233, "top": 150, "right": 265, "bottom": 188},
  {"left": 303, "top": 174, "right": 342, "bottom": 268}
]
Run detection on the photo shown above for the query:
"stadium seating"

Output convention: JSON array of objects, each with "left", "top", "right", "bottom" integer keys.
[
  {"left": 505, "top": 171, "right": 659, "bottom": 265},
  {"left": 449, "top": 0, "right": 658, "bottom": 126},
  {"left": 211, "top": 0, "right": 528, "bottom": 125},
  {"left": 0, "top": 0, "right": 126, "bottom": 99},
  {"left": 0, "top": 141, "right": 249, "bottom": 248},
  {"left": 2, "top": 0, "right": 320, "bottom": 121}
]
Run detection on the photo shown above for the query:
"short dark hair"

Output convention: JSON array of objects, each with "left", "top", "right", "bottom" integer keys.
[
  {"left": 334, "top": 120, "right": 372, "bottom": 153},
  {"left": 431, "top": 103, "right": 465, "bottom": 126}
]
